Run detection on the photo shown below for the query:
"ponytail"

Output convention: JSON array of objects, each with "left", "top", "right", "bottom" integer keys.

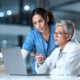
[{"left": 47, "top": 11, "right": 55, "bottom": 25}]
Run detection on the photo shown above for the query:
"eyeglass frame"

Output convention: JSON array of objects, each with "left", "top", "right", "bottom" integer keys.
[{"left": 53, "top": 32, "right": 68, "bottom": 37}]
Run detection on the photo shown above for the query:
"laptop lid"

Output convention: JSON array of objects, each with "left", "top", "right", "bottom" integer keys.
[
  {"left": 1, "top": 47, "right": 50, "bottom": 76},
  {"left": 1, "top": 47, "right": 27, "bottom": 75}
]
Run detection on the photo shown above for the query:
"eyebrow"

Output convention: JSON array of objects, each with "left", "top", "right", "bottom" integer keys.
[{"left": 33, "top": 18, "right": 43, "bottom": 22}]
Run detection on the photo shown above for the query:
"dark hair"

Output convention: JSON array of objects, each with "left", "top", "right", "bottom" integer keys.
[{"left": 30, "top": 7, "right": 55, "bottom": 29}]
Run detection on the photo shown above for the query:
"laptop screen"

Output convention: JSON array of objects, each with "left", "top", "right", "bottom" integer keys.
[{"left": 1, "top": 47, "right": 27, "bottom": 75}]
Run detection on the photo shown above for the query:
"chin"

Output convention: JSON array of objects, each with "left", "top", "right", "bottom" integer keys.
[
  {"left": 40, "top": 30, "right": 44, "bottom": 33},
  {"left": 55, "top": 42, "right": 59, "bottom": 45},
  {"left": 40, "top": 31, "right": 44, "bottom": 33}
]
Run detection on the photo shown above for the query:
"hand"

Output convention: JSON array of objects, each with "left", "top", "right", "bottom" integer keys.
[{"left": 31, "top": 54, "right": 44, "bottom": 64}]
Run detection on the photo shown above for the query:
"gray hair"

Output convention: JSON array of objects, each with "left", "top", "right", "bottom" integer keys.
[{"left": 55, "top": 20, "right": 76, "bottom": 37}]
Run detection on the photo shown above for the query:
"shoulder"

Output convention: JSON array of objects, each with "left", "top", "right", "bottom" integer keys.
[
  {"left": 27, "top": 28, "right": 40, "bottom": 38},
  {"left": 67, "top": 42, "right": 80, "bottom": 53},
  {"left": 28, "top": 28, "right": 39, "bottom": 35},
  {"left": 70, "top": 42, "right": 80, "bottom": 49},
  {"left": 50, "top": 23, "right": 56, "bottom": 32},
  {"left": 65, "top": 42, "right": 80, "bottom": 59}
]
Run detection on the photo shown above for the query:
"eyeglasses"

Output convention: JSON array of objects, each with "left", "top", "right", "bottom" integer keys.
[{"left": 53, "top": 32, "right": 68, "bottom": 36}]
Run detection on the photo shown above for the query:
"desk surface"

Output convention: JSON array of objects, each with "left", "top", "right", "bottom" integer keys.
[
  {"left": 0, "top": 64, "right": 80, "bottom": 80},
  {"left": 0, "top": 74, "right": 80, "bottom": 80}
]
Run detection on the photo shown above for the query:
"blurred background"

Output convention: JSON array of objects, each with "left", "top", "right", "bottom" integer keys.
[{"left": 0, "top": 0, "right": 80, "bottom": 73}]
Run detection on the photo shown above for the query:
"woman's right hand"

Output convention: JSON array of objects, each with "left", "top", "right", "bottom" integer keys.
[{"left": 31, "top": 54, "right": 44, "bottom": 64}]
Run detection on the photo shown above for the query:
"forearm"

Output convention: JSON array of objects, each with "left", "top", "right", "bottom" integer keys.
[
  {"left": 21, "top": 49, "right": 29, "bottom": 59},
  {"left": 35, "top": 61, "right": 49, "bottom": 74}
]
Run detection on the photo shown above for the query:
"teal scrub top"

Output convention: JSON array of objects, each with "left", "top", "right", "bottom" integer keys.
[{"left": 22, "top": 23, "right": 58, "bottom": 73}]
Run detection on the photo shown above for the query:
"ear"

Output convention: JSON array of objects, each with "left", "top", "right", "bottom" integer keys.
[
  {"left": 66, "top": 34, "right": 72, "bottom": 41},
  {"left": 46, "top": 16, "right": 49, "bottom": 22}
]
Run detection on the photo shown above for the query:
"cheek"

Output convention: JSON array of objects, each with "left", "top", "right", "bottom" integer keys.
[
  {"left": 60, "top": 36, "right": 67, "bottom": 43},
  {"left": 42, "top": 21, "right": 46, "bottom": 26},
  {"left": 54, "top": 37, "right": 65, "bottom": 45},
  {"left": 33, "top": 24, "right": 38, "bottom": 29},
  {"left": 54, "top": 37, "right": 60, "bottom": 45}
]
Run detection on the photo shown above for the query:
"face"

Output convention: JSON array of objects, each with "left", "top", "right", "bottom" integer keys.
[
  {"left": 54, "top": 25, "right": 69, "bottom": 47},
  {"left": 32, "top": 14, "right": 48, "bottom": 33}
]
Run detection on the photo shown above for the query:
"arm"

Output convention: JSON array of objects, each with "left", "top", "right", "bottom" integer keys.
[
  {"left": 21, "top": 49, "right": 29, "bottom": 59},
  {"left": 22, "top": 32, "right": 35, "bottom": 59},
  {"left": 22, "top": 32, "right": 35, "bottom": 52},
  {"left": 0, "top": 52, "right": 2, "bottom": 58},
  {"left": 35, "top": 50, "right": 57, "bottom": 74},
  {"left": 22, "top": 31, "right": 38, "bottom": 73},
  {"left": 50, "top": 45, "right": 80, "bottom": 75}
]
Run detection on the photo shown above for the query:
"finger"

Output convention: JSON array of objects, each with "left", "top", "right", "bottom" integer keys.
[
  {"left": 36, "top": 55, "right": 44, "bottom": 60},
  {"left": 40, "top": 54, "right": 43, "bottom": 58},
  {"left": 37, "top": 59, "right": 44, "bottom": 63},
  {"left": 37, "top": 58, "right": 42, "bottom": 61},
  {"left": 37, "top": 57, "right": 44, "bottom": 62},
  {"left": 31, "top": 54, "right": 38, "bottom": 57},
  {"left": 36, "top": 55, "right": 42, "bottom": 58}
]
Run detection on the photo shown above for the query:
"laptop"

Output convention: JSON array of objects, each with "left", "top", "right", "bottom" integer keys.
[{"left": 1, "top": 47, "right": 50, "bottom": 76}]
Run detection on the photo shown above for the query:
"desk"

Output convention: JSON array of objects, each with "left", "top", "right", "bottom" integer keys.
[
  {"left": 0, "top": 64, "right": 7, "bottom": 74},
  {"left": 0, "top": 74, "right": 80, "bottom": 80},
  {"left": 0, "top": 64, "right": 80, "bottom": 80}
]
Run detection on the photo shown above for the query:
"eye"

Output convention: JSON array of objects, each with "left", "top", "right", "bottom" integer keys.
[
  {"left": 39, "top": 19, "right": 43, "bottom": 23},
  {"left": 58, "top": 32, "right": 62, "bottom": 34},
  {"left": 33, "top": 22, "right": 37, "bottom": 25}
]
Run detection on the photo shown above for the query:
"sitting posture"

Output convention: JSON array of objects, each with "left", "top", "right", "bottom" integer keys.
[{"left": 35, "top": 20, "right": 80, "bottom": 75}]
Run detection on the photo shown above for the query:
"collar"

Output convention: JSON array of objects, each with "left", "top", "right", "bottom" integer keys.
[{"left": 61, "top": 41, "right": 72, "bottom": 53}]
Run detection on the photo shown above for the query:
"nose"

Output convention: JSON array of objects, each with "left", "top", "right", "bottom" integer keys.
[
  {"left": 37, "top": 23, "right": 41, "bottom": 28},
  {"left": 54, "top": 33, "right": 58, "bottom": 38},
  {"left": 54, "top": 35, "right": 58, "bottom": 39},
  {"left": 54, "top": 35, "right": 58, "bottom": 41}
]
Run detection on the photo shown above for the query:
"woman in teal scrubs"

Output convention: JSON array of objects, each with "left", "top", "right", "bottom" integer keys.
[{"left": 22, "top": 8, "right": 76, "bottom": 73}]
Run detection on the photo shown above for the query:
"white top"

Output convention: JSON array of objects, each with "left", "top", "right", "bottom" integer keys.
[{"left": 35, "top": 41, "right": 80, "bottom": 75}]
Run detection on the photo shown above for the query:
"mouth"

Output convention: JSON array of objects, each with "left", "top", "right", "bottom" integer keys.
[
  {"left": 54, "top": 39, "right": 58, "bottom": 42},
  {"left": 38, "top": 28, "right": 43, "bottom": 31}
]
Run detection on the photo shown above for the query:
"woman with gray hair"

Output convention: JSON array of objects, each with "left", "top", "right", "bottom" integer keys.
[{"left": 34, "top": 20, "right": 80, "bottom": 75}]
